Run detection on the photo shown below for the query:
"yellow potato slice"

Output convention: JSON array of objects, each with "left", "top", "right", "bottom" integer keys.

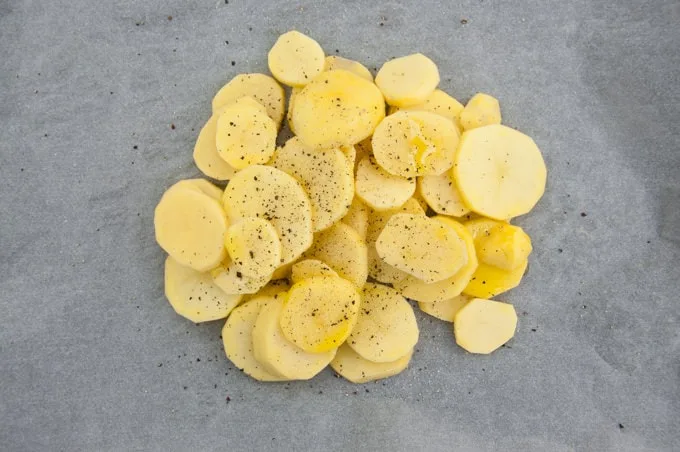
[
  {"left": 154, "top": 183, "right": 227, "bottom": 271},
  {"left": 169, "top": 178, "right": 223, "bottom": 202},
  {"left": 211, "top": 260, "right": 270, "bottom": 295},
  {"left": 340, "top": 144, "right": 357, "bottom": 169},
  {"left": 347, "top": 283, "right": 419, "bottom": 363},
  {"left": 290, "top": 259, "right": 338, "bottom": 284},
  {"left": 193, "top": 112, "right": 238, "bottom": 181},
  {"left": 286, "top": 87, "right": 301, "bottom": 134},
  {"left": 418, "top": 294, "right": 473, "bottom": 323},
  {"left": 280, "top": 276, "right": 361, "bottom": 352},
  {"left": 222, "top": 296, "right": 286, "bottom": 381},
  {"left": 164, "top": 256, "right": 241, "bottom": 323},
  {"left": 341, "top": 198, "right": 369, "bottom": 241},
  {"left": 269, "top": 137, "right": 354, "bottom": 232},
  {"left": 459, "top": 93, "right": 501, "bottom": 131},
  {"left": 394, "top": 216, "right": 477, "bottom": 303},
  {"left": 292, "top": 70, "right": 385, "bottom": 149},
  {"left": 355, "top": 155, "right": 416, "bottom": 211},
  {"left": 222, "top": 165, "right": 313, "bottom": 266},
  {"left": 454, "top": 298, "right": 517, "bottom": 354},
  {"left": 324, "top": 55, "right": 373, "bottom": 81},
  {"left": 242, "top": 279, "right": 291, "bottom": 303},
  {"left": 270, "top": 262, "right": 293, "bottom": 281},
  {"left": 394, "top": 89, "right": 464, "bottom": 131},
  {"left": 302, "top": 222, "right": 368, "bottom": 288},
  {"left": 253, "top": 299, "right": 336, "bottom": 380},
  {"left": 354, "top": 137, "right": 372, "bottom": 170},
  {"left": 372, "top": 110, "right": 459, "bottom": 177},
  {"left": 215, "top": 102, "right": 277, "bottom": 169},
  {"left": 418, "top": 172, "right": 470, "bottom": 216},
  {"left": 411, "top": 190, "right": 430, "bottom": 213},
  {"left": 225, "top": 218, "right": 282, "bottom": 279},
  {"left": 375, "top": 53, "right": 440, "bottom": 107},
  {"left": 454, "top": 125, "right": 546, "bottom": 220},
  {"left": 376, "top": 213, "right": 467, "bottom": 284},
  {"left": 212, "top": 73, "right": 285, "bottom": 126},
  {"left": 463, "top": 260, "right": 528, "bottom": 299},
  {"left": 331, "top": 344, "right": 413, "bottom": 384},
  {"left": 476, "top": 223, "right": 532, "bottom": 270},
  {"left": 268, "top": 30, "right": 325, "bottom": 87}
]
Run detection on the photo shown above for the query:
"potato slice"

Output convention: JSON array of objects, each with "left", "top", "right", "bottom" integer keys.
[
  {"left": 355, "top": 156, "right": 416, "bottom": 211},
  {"left": 268, "top": 30, "right": 325, "bottom": 87},
  {"left": 169, "top": 178, "right": 223, "bottom": 202},
  {"left": 375, "top": 54, "right": 439, "bottom": 107},
  {"left": 476, "top": 223, "right": 532, "bottom": 270},
  {"left": 372, "top": 110, "right": 459, "bottom": 177},
  {"left": 302, "top": 222, "right": 368, "bottom": 288},
  {"left": 324, "top": 56, "right": 373, "bottom": 81},
  {"left": 270, "top": 262, "right": 293, "bottom": 281},
  {"left": 348, "top": 283, "right": 419, "bottom": 363},
  {"left": 418, "top": 294, "right": 473, "bottom": 323},
  {"left": 212, "top": 73, "right": 285, "bottom": 126},
  {"left": 331, "top": 344, "right": 413, "bottom": 384},
  {"left": 292, "top": 70, "right": 385, "bottom": 149},
  {"left": 164, "top": 256, "right": 241, "bottom": 323},
  {"left": 193, "top": 111, "right": 238, "bottom": 180},
  {"left": 394, "top": 89, "right": 464, "bottom": 131},
  {"left": 376, "top": 213, "right": 466, "bottom": 284},
  {"left": 394, "top": 216, "right": 477, "bottom": 303},
  {"left": 340, "top": 144, "right": 357, "bottom": 169},
  {"left": 418, "top": 172, "right": 470, "bottom": 216},
  {"left": 253, "top": 299, "right": 336, "bottom": 380},
  {"left": 225, "top": 218, "right": 282, "bottom": 279},
  {"left": 280, "top": 276, "right": 361, "bottom": 352},
  {"left": 411, "top": 190, "right": 430, "bottom": 213},
  {"left": 454, "top": 298, "right": 517, "bottom": 354},
  {"left": 215, "top": 102, "right": 277, "bottom": 169},
  {"left": 459, "top": 93, "right": 501, "bottom": 131},
  {"left": 354, "top": 137, "right": 372, "bottom": 171},
  {"left": 286, "top": 87, "right": 301, "bottom": 134},
  {"left": 290, "top": 259, "right": 338, "bottom": 284},
  {"left": 341, "top": 198, "right": 369, "bottom": 241},
  {"left": 222, "top": 165, "right": 313, "bottom": 266},
  {"left": 463, "top": 260, "right": 528, "bottom": 299},
  {"left": 155, "top": 183, "right": 227, "bottom": 271},
  {"left": 454, "top": 125, "right": 546, "bottom": 220},
  {"left": 242, "top": 279, "right": 291, "bottom": 303},
  {"left": 222, "top": 296, "right": 286, "bottom": 381},
  {"left": 211, "top": 260, "right": 270, "bottom": 295},
  {"left": 269, "top": 137, "right": 354, "bottom": 232}
]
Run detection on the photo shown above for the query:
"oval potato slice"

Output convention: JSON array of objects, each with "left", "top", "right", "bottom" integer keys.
[
  {"left": 225, "top": 217, "right": 282, "bottom": 279},
  {"left": 418, "top": 172, "right": 470, "bottom": 216},
  {"left": 331, "top": 344, "right": 413, "bottom": 384},
  {"left": 211, "top": 260, "right": 271, "bottom": 295},
  {"left": 193, "top": 112, "right": 238, "bottom": 180},
  {"left": 418, "top": 294, "right": 473, "bottom": 323},
  {"left": 348, "top": 283, "right": 419, "bottom": 363},
  {"left": 341, "top": 198, "right": 370, "bottom": 241},
  {"left": 375, "top": 53, "right": 440, "bottom": 107},
  {"left": 459, "top": 93, "right": 501, "bottom": 131},
  {"left": 169, "top": 178, "right": 223, "bottom": 202},
  {"left": 268, "top": 30, "right": 325, "bottom": 87},
  {"left": 216, "top": 103, "right": 277, "bottom": 169},
  {"left": 454, "top": 298, "right": 517, "bottom": 354},
  {"left": 290, "top": 259, "right": 338, "bottom": 284},
  {"left": 355, "top": 155, "right": 416, "bottom": 211},
  {"left": 212, "top": 73, "right": 285, "bottom": 126},
  {"left": 394, "top": 89, "right": 464, "bottom": 132},
  {"left": 324, "top": 55, "right": 373, "bottom": 81}
]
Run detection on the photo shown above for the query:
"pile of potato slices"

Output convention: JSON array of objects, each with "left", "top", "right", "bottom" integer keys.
[{"left": 154, "top": 31, "right": 547, "bottom": 383}]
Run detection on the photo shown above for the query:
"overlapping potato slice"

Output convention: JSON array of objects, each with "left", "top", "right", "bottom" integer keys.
[
  {"left": 393, "top": 89, "right": 464, "bottom": 131},
  {"left": 341, "top": 198, "right": 370, "bottom": 241},
  {"left": 193, "top": 110, "right": 238, "bottom": 180},
  {"left": 375, "top": 53, "right": 439, "bottom": 107},
  {"left": 331, "top": 344, "right": 413, "bottom": 384},
  {"left": 418, "top": 294, "right": 473, "bottom": 323},
  {"left": 212, "top": 73, "right": 285, "bottom": 126},
  {"left": 355, "top": 155, "right": 415, "bottom": 211},
  {"left": 268, "top": 31, "right": 325, "bottom": 87},
  {"left": 169, "top": 178, "right": 223, "bottom": 201},
  {"left": 418, "top": 172, "right": 470, "bottom": 217},
  {"left": 290, "top": 259, "right": 338, "bottom": 284},
  {"left": 216, "top": 102, "right": 277, "bottom": 169},
  {"left": 225, "top": 217, "right": 281, "bottom": 279},
  {"left": 454, "top": 298, "right": 517, "bottom": 354},
  {"left": 211, "top": 259, "right": 270, "bottom": 295},
  {"left": 476, "top": 223, "right": 532, "bottom": 270},
  {"left": 324, "top": 56, "right": 373, "bottom": 81},
  {"left": 459, "top": 93, "right": 501, "bottom": 131},
  {"left": 242, "top": 279, "right": 291, "bottom": 303}
]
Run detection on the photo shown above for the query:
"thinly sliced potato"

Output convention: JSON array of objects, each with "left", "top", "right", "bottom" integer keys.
[
  {"left": 302, "top": 222, "right": 368, "bottom": 287},
  {"left": 212, "top": 73, "right": 285, "bottom": 126},
  {"left": 268, "top": 31, "right": 325, "bottom": 87},
  {"left": 418, "top": 294, "right": 473, "bottom": 322},
  {"left": 290, "top": 259, "right": 338, "bottom": 284},
  {"left": 222, "top": 296, "right": 287, "bottom": 381},
  {"left": 376, "top": 213, "right": 466, "bottom": 284},
  {"left": 270, "top": 262, "right": 293, "bottom": 281},
  {"left": 164, "top": 256, "right": 241, "bottom": 323},
  {"left": 340, "top": 144, "right": 357, "bottom": 169},
  {"left": 286, "top": 87, "right": 302, "bottom": 134},
  {"left": 324, "top": 56, "right": 373, "bottom": 81},
  {"left": 169, "top": 178, "right": 223, "bottom": 202},
  {"left": 347, "top": 283, "right": 419, "bottom": 363},
  {"left": 280, "top": 276, "right": 361, "bottom": 352},
  {"left": 222, "top": 165, "right": 313, "bottom": 266},
  {"left": 355, "top": 156, "right": 416, "bottom": 211},
  {"left": 454, "top": 298, "right": 517, "bottom": 354},
  {"left": 354, "top": 137, "right": 372, "bottom": 171},
  {"left": 331, "top": 344, "right": 413, "bottom": 383},
  {"left": 454, "top": 124, "right": 546, "bottom": 220},
  {"left": 216, "top": 103, "right": 277, "bottom": 169},
  {"left": 394, "top": 216, "right": 477, "bottom": 303},
  {"left": 394, "top": 89, "right": 464, "bottom": 131},
  {"left": 292, "top": 70, "right": 385, "bottom": 149},
  {"left": 193, "top": 112, "right": 238, "bottom": 180},
  {"left": 242, "top": 279, "right": 291, "bottom": 303},
  {"left": 418, "top": 173, "right": 470, "bottom": 216},
  {"left": 411, "top": 190, "right": 430, "bottom": 213},
  {"left": 341, "top": 198, "right": 369, "bottom": 241},
  {"left": 155, "top": 183, "right": 227, "bottom": 271},
  {"left": 269, "top": 137, "right": 354, "bottom": 232},
  {"left": 375, "top": 53, "right": 440, "bottom": 107},
  {"left": 225, "top": 218, "right": 281, "bottom": 279},
  {"left": 211, "top": 259, "right": 271, "bottom": 295},
  {"left": 253, "top": 299, "right": 336, "bottom": 380},
  {"left": 459, "top": 93, "right": 501, "bottom": 131},
  {"left": 476, "top": 222, "right": 532, "bottom": 270}
]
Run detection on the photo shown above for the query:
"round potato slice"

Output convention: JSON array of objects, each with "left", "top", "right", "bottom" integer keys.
[
  {"left": 211, "top": 260, "right": 271, "bottom": 295},
  {"left": 348, "top": 283, "right": 419, "bottom": 363},
  {"left": 225, "top": 218, "right": 281, "bottom": 279},
  {"left": 324, "top": 55, "right": 373, "bottom": 81},
  {"left": 242, "top": 279, "right": 291, "bottom": 303},
  {"left": 168, "top": 179, "right": 223, "bottom": 202},
  {"left": 331, "top": 344, "right": 413, "bottom": 384},
  {"left": 355, "top": 156, "right": 416, "bottom": 211},
  {"left": 222, "top": 165, "right": 313, "bottom": 266},
  {"left": 302, "top": 222, "right": 368, "bottom": 288},
  {"left": 155, "top": 183, "right": 227, "bottom": 271},
  {"left": 268, "top": 30, "right": 325, "bottom": 87},
  {"left": 459, "top": 93, "right": 501, "bottom": 131},
  {"left": 418, "top": 294, "right": 473, "bottom": 323},
  {"left": 253, "top": 299, "right": 336, "bottom": 380},
  {"left": 280, "top": 276, "right": 361, "bottom": 353},
  {"left": 216, "top": 103, "right": 277, "bottom": 169},
  {"left": 292, "top": 70, "right": 385, "bottom": 149},
  {"left": 290, "top": 259, "right": 338, "bottom": 284},
  {"left": 372, "top": 110, "right": 459, "bottom": 177},
  {"left": 476, "top": 223, "right": 532, "bottom": 271},
  {"left": 269, "top": 137, "right": 354, "bottom": 232},
  {"left": 164, "top": 256, "right": 242, "bottom": 323},
  {"left": 212, "top": 73, "right": 285, "bottom": 126},
  {"left": 394, "top": 216, "right": 477, "bottom": 303},
  {"left": 341, "top": 198, "right": 370, "bottom": 241},
  {"left": 454, "top": 124, "right": 547, "bottom": 220},
  {"left": 418, "top": 173, "right": 470, "bottom": 216},
  {"left": 375, "top": 53, "right": 439, "bottom": 107},
  {"left": 454, "top": 298, "right": 518, "bottom": 354},
  {"left": 394, "top": 89, "right": 464, "bottom": 132},
  {"left": 376, "top": 213, "right": 467, "bottom": 284},
  {"left": 222, "top": 296, "right": 287, "bottom": 381},
  {"left": 193, "top": 112, "right": 238, "bottom": 181},
  {"left": 286, "top": 87, "right": 301, "bottom": 134}
]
